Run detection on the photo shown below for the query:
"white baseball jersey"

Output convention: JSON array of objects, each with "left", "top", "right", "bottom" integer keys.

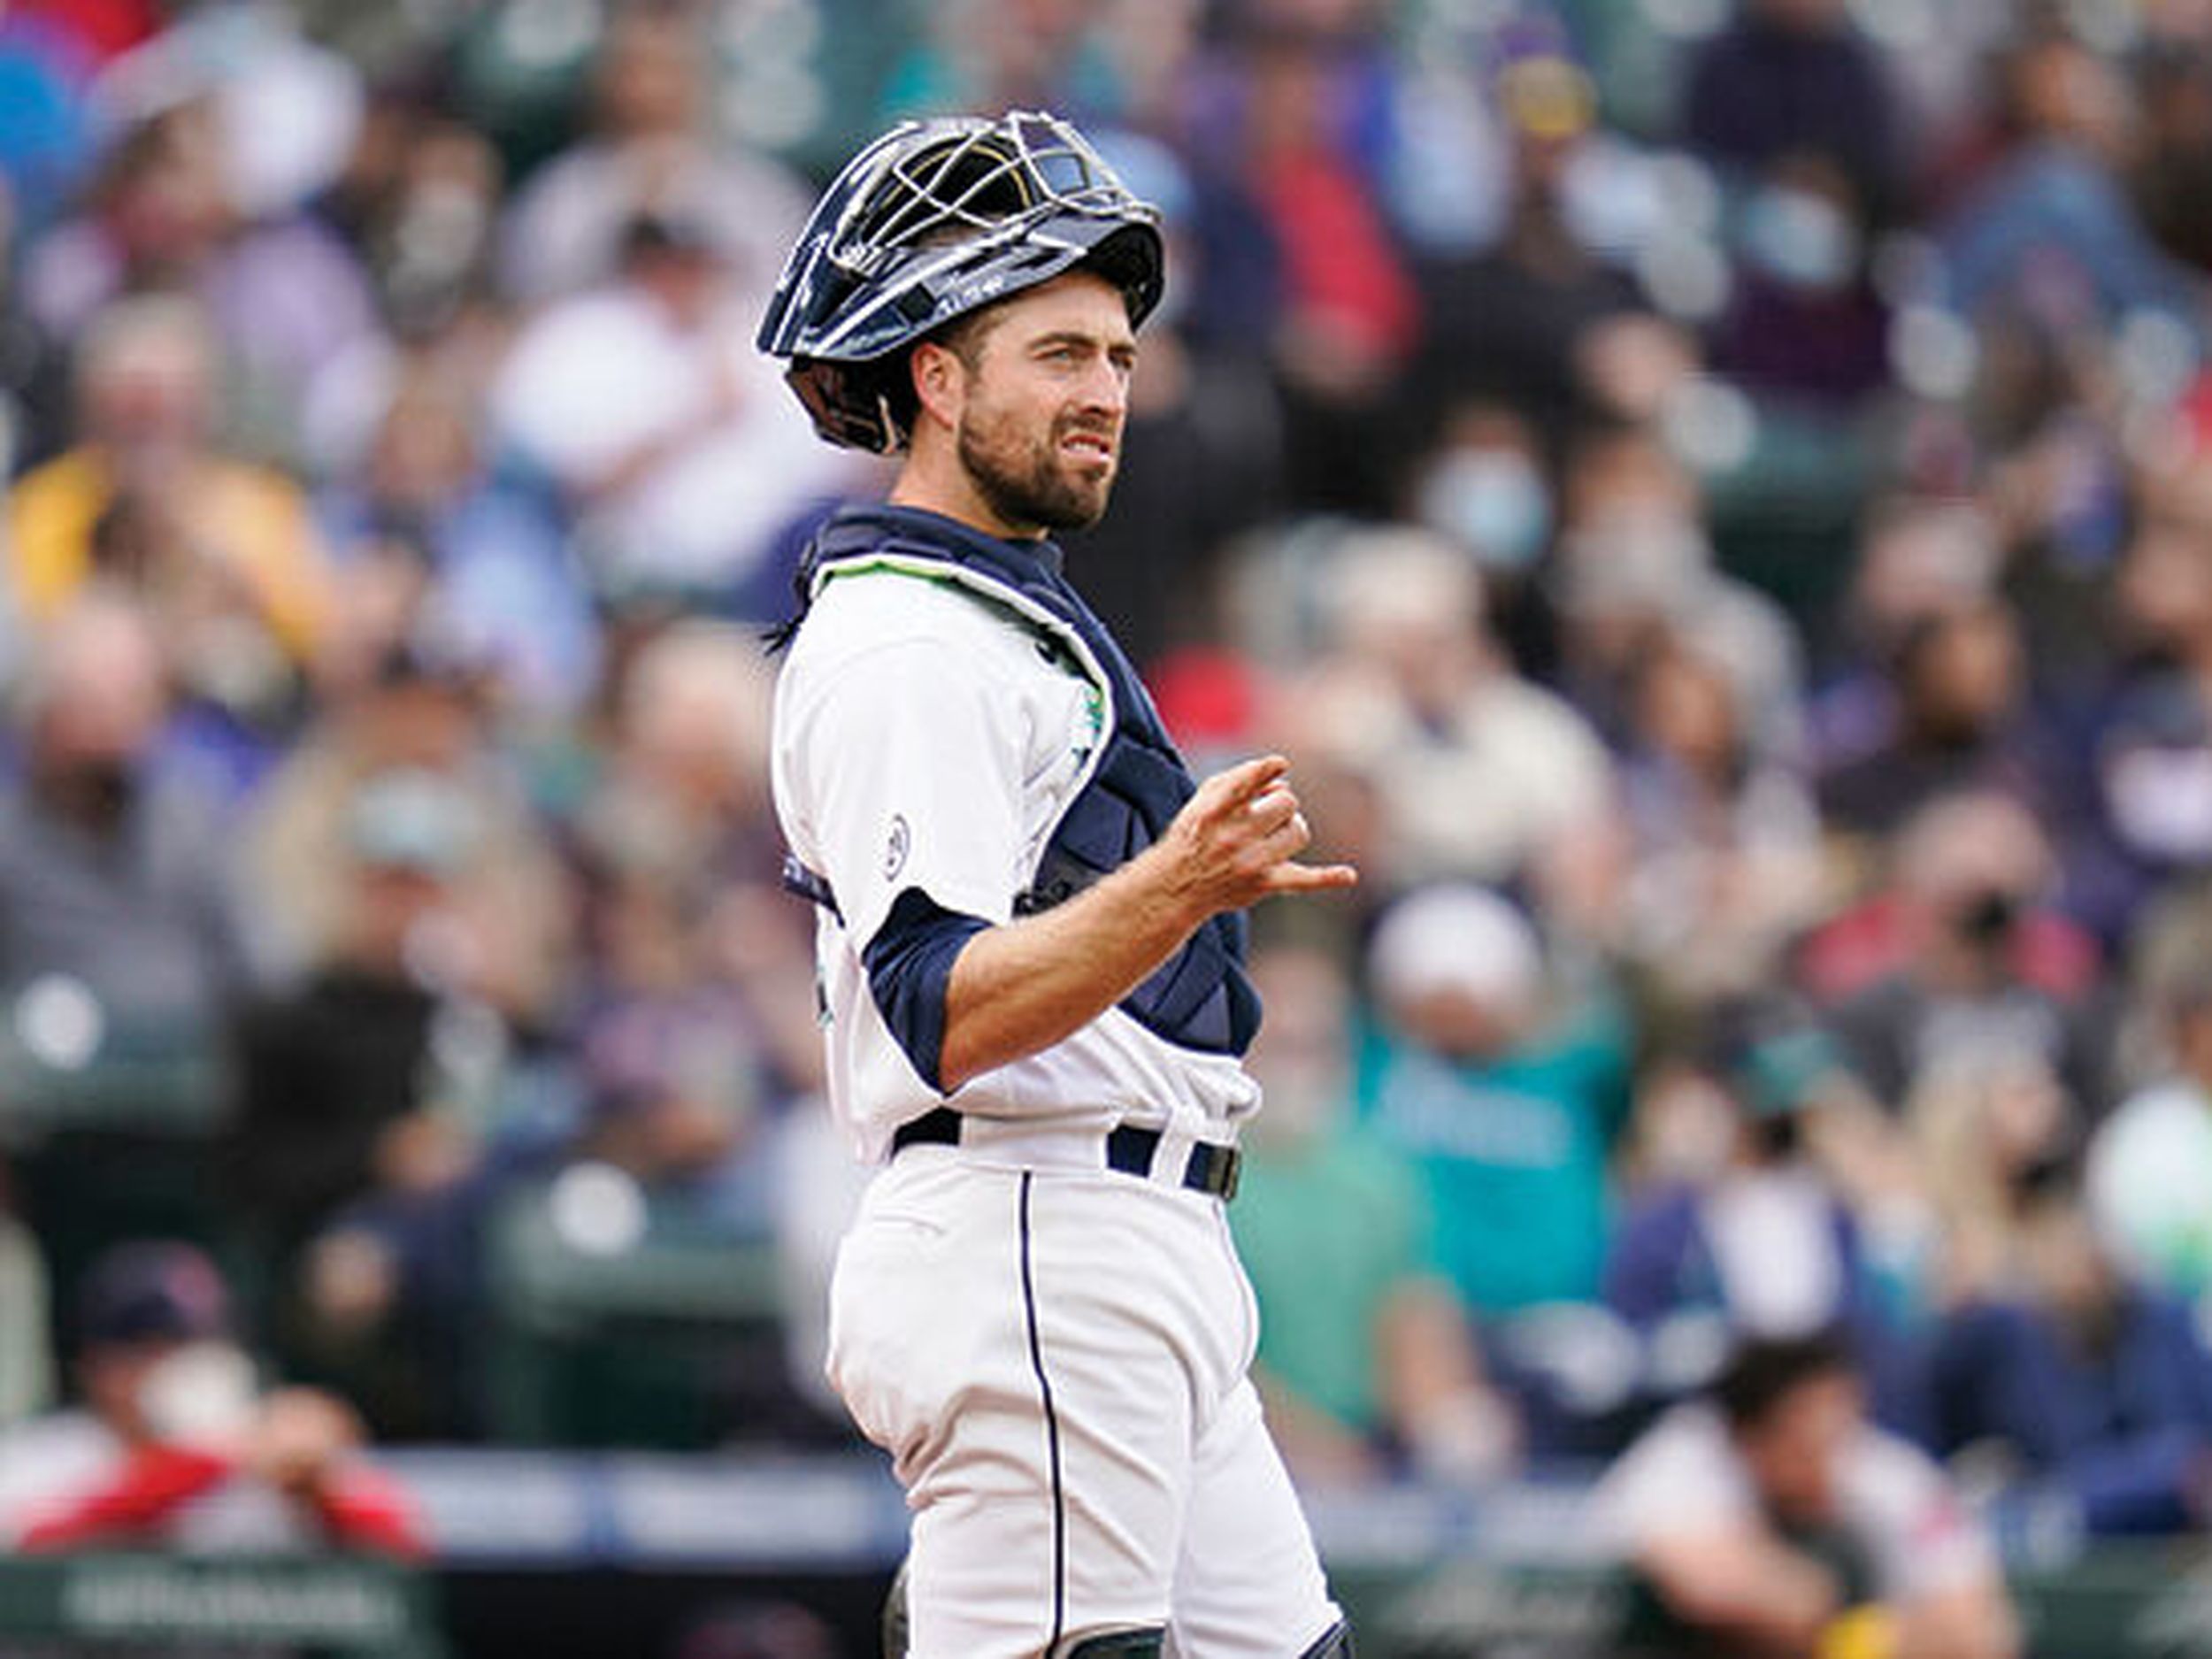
[
  {"left": 769, "top": 504, "right": 1340, "bottom": 1659},
  {"left": 771, "top": 539, "right": 1260, "bottom": 1165}
]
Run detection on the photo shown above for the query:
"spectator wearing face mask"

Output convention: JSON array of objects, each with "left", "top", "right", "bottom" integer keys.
[
  {"left": 1713, "top": 152, "right": 1891, "bottom": 406},
  {"left": 1818, "top": 790, "right": 2114, "bottom": 1118},
  {"left": 1410, "top": 25, "right": 1686, "bottom": 449},
  {"left": 1410, "top": 402, "right": 1555, "bottom": 576},
  {"left": 1551, "top": 424, "right": 1804, "bottom": 762},
  {"left": 1681, "top": 0, "right": 1906, "bottom": 405},
  {"left": 1278, "top": 527, "right": 1617, "bottom": 893},
  {"left": 0, "top": 1240, "right": 418, "bottom": 1555},
  {"left": 1404, "top": 398, "right": 1560, "bottom": 677}
]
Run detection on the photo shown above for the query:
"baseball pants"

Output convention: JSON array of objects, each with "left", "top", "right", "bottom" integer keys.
[{"left": 826, "top": 1147, "right": 1343, "bottom": 1659}]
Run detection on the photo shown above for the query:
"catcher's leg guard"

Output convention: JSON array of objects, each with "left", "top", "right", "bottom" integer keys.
[
  {"left": 884, "top": 1565, "right": 1171, "bottom": 1659},
  {"left": 1054, "top": 1630, "right": 1165, "bottom": 1657},
  {"left": 1297, "top": 1618, "right": 1356, "bottom": 1657},
  {"left": 881, "top": 1558, "right": 910, "bottom": 1658}
]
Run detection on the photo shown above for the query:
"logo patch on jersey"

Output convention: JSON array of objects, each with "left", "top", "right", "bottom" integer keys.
[
  {"left": 884, "top": 814, "right": 911, "bottom": 881},
  {"left": 1071, "top": 685, "right": 1104, "bottom": 765}
]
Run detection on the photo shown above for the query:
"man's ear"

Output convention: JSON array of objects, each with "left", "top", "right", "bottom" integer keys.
[{"left": 910, "top": 340, "right": 964, "bottom": 434}]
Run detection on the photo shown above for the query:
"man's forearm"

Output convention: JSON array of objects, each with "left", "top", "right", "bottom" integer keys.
[
  {"left": 937, "top": 846, "right": 1202, "bottom": 1092},
  {"left": 932, "top": 754, "right": 1353, "bottom": 1093}
]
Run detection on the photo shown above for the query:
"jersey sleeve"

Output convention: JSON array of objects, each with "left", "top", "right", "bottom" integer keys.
[
  {"left": 790, "top": 630, "right": 1030, "bottom": 945},
  {"left": 785, "top": 618, "right": 1033, "bottom": 1089}
]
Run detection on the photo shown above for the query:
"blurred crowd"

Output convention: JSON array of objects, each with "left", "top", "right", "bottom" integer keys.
[{"left": 3, "top": 0, "right": 2212, "bottom": 1580}]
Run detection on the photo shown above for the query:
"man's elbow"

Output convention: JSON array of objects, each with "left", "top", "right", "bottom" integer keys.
[
  {"left": 864, "top": 894, "right": 993, "bottom": 1094},
  {"left": 934, "top": 996, "right": 1008, "bottom": 1094},
  {"left": 936, "top": 1038, "right": 981, "bottom": 1095}
]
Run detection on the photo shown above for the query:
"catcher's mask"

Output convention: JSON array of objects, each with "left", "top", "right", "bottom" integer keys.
[{"left": 757, "top": 110, "right": 1165, "bottom": 454}]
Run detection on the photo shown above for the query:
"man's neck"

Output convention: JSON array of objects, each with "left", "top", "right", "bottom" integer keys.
[{"left": 890, "top": 450, "right": 1041, "bottom": 542}]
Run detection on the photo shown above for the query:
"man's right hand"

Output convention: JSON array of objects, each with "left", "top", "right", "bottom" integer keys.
[
  {"left": 1151, "top": 755, "right": 1358, "bottom": 922},
  {"left": 935, "top": 755, "right": 1355, "bottom": 1091}
]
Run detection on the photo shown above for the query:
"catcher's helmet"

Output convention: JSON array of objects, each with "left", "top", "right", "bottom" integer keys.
[{"left": 757, "top": 110, "right": 1165, "bottom": 453}]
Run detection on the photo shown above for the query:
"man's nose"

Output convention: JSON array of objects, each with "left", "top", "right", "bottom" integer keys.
[{"left": 1075, "top": 356, "right": 1128, "bottom": 417}]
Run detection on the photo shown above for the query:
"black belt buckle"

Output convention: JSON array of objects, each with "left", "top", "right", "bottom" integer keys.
[
  {"left": 1107, "top": 1124, "right": 1240, "bottom": 1201},
  {"left": 1186, "top": 1141, "right": 1240, "bottom": 1202}
]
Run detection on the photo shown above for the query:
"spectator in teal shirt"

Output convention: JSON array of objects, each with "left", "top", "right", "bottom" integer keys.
[
  {"left": 1356, "top": 884, "right": 1634, "bottom": 1318},
  {"left": 1234, "top": 941, "right": 1518, "bottom": 1488}
]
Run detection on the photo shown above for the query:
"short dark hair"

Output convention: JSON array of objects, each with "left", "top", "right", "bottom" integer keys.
[
  {"left": 877, "top": 297, "right": 1011, "bottom": 445},
  {"left": 1714, "top": 1331, "right": 1857, "bottom": 1432}
]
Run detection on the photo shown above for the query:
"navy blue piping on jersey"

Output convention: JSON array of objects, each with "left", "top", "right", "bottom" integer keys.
[
  {"left": 1018, "top": 1171, "right": 1069, "bottom": 1652},
  {"left": 787, "top": 503, "right": 1262, "bottom": 1071},
  {"left": 860, "top": 887, "right": 989, "bottom": 1093}
]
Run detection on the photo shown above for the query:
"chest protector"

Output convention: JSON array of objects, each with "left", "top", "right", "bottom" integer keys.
[{"left": 788, "top": 505, "right": 1261, "bottom": 1058}]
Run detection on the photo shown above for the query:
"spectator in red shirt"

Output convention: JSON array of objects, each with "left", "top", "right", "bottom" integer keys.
[{"left": 0, "top": 1240, "right": 420, "bottom": 1557}]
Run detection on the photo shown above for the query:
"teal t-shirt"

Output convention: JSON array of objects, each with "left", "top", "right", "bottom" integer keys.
[
  {"left": 1356, "top": 996, "right": 1632, "bottom": 1316},
  {"left": 1230, "top": 1125, "right": 1432, "bottom": 1432}
]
